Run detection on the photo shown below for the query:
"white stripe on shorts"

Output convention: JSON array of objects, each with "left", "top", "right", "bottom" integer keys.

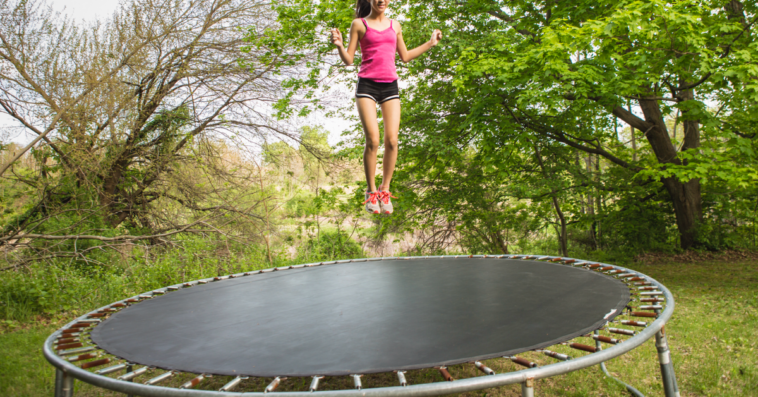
[
  {"left": 378, "top": 95, "right": 399, "bottom": 103},
  {"left": 356, "top": 93, "right": 377, "bottom": 102}
]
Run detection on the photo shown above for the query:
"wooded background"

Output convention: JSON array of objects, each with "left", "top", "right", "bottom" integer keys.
[{"left": 0, "top": 0, "right": 756, "bottom": 318}]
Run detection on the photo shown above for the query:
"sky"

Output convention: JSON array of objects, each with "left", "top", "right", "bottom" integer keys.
[
  {"left": 1, "top": 0, "right": 353, "bottom": 147},
  {"left": 53, "top": 0, "right": 119, "bottom": 22}
]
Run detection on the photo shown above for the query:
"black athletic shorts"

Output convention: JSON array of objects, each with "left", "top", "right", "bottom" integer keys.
[{"left": 355, "top": 77, "right": 400, "bottom": 104}]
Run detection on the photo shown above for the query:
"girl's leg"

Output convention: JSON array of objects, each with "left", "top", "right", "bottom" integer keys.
[
  {"left": 379, "top": 98, "right": 400, "bottom": 192},
  {"left": 357, "top": 97, "right": 380, "bottom": 192}
]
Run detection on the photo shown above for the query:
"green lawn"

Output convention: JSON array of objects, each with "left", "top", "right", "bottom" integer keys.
[{"left": 2, "top": 258, "right": 756, "bottom": 396}]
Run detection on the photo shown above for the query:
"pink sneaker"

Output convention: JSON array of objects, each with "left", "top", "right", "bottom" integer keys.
[
  {"left": 378, "top": 191, "right": 397, "bottom": 214},
  {"left": 363, "top": 191, "right": 380, "bottom": 214}
]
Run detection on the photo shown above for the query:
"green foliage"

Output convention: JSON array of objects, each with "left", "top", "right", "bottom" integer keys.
[
  {"left": 265, "top": 0, "right": 758, "bottom": 253},
  {"left": 294, "top": 230, "right": 365, "bottom": 263},
  {"left": 0, "top": 236, "right": 278, "bottom": 322}
]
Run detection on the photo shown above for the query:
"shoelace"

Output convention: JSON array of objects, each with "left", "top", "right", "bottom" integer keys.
[
  {"left": 363, "top": 191, "right": 379, "bottom": 205},
  {"left": 378, "top": 191, "right": 397, "bottom": 204}
]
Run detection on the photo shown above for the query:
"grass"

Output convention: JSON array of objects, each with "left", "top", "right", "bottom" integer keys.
[{"left": 1, "top": 258, "right": 756, "bottom": 396}]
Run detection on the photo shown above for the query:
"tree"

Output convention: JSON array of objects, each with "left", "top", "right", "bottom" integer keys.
[
  {"left": 265, "top": 0, "right": 758, "bottom": 250},
  {"left": 0, "top": 0, "right": 306, "bottom": 262},
  {"left": 413, "top": 0, "right": 756, "bottom": 249}
]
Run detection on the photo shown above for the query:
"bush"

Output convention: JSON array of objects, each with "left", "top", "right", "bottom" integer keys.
[{"left": 294, "top": 230, "right": 365, "bottom": 263}]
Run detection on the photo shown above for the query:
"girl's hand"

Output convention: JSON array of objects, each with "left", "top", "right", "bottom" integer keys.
[
  {"left": 330, "top": 28, "right": 344, "bottom": 48},
  {"left": 430, "top": 29, "right": 442, "bottom": 47}
]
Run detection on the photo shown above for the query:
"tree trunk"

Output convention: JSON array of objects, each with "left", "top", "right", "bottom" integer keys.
[
  {"left": 637, "top": 96, "right": 702, "bottom": 249},
  {"left": 552, "top": 196, "right": 568, "bottom": 256},
  {"left": 534, "top": 144, "right": 568, "bottom": 256}
]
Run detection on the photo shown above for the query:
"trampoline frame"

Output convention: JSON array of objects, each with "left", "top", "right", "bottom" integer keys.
[{"left": 44, "top": 255, "right": 681, "bottom": 397}]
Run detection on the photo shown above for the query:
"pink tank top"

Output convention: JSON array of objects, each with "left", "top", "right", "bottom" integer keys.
[{"left": 358, "top": 18, "right": 398, "bottom": 83}]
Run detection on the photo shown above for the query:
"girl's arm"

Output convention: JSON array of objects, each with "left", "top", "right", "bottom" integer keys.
[
  {"left": 396, "top": 22, "right": 442, "bottom": 63},
  {"left": 331, "top": 19, "right": 364, "bottom": 66}
]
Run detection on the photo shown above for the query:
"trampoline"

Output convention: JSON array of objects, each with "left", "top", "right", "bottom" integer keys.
[{"left": 44, "top": 255, "right": 681, "bottom": 397}]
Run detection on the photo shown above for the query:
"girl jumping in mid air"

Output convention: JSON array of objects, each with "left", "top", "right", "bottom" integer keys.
[{"left": 331, "top": 0, "right": 442, "bottom": 214}]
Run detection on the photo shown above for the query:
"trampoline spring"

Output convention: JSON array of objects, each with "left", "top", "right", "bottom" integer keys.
[
  {"left": 56, "top": 342, "right": 83, "bottom": 350},
  {"left": 564, "top": 259, "right": 577, "bottom": 264},
  {"left": 62, "top": 328, "right": 85, "bottom": 335},
  {"left": 152, "top": 290, "right": 166, "bottom": 295},
  {"left": 88, "top": 313, "right": 108, "bottom": 318},
  {"left": 168, "top": 286, "right": 180, "bottom": 291},
  {"left": 58, "top": 346, "right": 96, "bottom": 356},
  {"left": 638, "top": 286, "right": 659, "bottom": 291},
  {"left": 568, "top": 343, "right": 597, "bottom": 353},
  {"left": 549, "top": 257, "right": 563, "bottom": 262},
  {"left": 117, "top": 366, "right": 149, "bottom": 381},
  {"left": 537, "top": 256, "right": 551, "bottom": 261},
  {"left": 198, "top": 280, "right": 208, "bottom": 284},
  {"left": 617, "top": 273, "right": 636, "bottom": 278},
  {"left": 396, "top": 371, "right": 408, "bottom": 386},
  {"left": 96, "top": 363, "right": 127, "bottom": 375},
  {"left": 507, "top": 356, "right": 537, "bottom": 368},
  {"left": 81, "top": 358, "right": 111, "bottom": 370},
  {"left": 145, "top": 371, "right": 176, "bottom": 385},
  {"left": 436, "top": 366, "right": 454, "bottom": 381},
  {"left": 641, "top": 297, "right": 664, "bottom": 302},
  {"left": 598, "top": 266, "right": 615, "bottom": 271},
  {"left": 183, "top": 282, "right": 195, "bottom": 287},
  {"left": 111, "top": 303, "right": 127, "bottom": 308},
  {"left": 621, "top": 320, "right": 647, "bottom": 327},
  {"left": 74, "top": 319, "right": 100, "bottom": 325},
  {"left": 180, "top": 374, "right": 206, "bottom": 389},
  {"left": 627, "top": 277, "right": 645, "bottom": 282},
  {"left": 631, "top": 311, "right": 658, "bottom": 318},
  {"left": 220, "top": 376, "right": 247, "bottom": 391},
  {"left": 606, "top": 269, "right": 624, "bottom": 274},
  {"left": 640, "top": 291, "right": 663, "bottom": 296},
  {"left": 67, "top": 352, "right": 98, "bottom": 362},
  {"left": 634, "top": 281, "right": 652, "bottom": 286},
  {"left": 56, "top": 337, "right": 79, "bottom": 344},
  {"left": 98, "top": 308, "right": 118, "bottom": 313},
  {"left": 590, "top": 335, "right": 620, "bottom": 344},
  {"left": 474, "top": 361, "right": 496, "bottom": 375},
  {"left": 639, "top": 305, "right": 663, "bottom": 310},
  {"left": 139, "top": 294, "right": 153, "bottom": 299},
  {"left": 351, "top": 374, "right": 363, "bottom": 390},
  {"left": 537, "top": 349, "right": 571, "bottom": 361},
  {"left": 214, "top": 276, "right": 229, "bottom": 281},
  {"left": 309, "top": 375, "right": 324, "bottom": 391},
  {"left": 265, "top": 377, "right": 283, "bottom": 393},
  {"left": 607, "top": 327, "right": 636, "bottom": 336},
  {"left": 587, "top": 264, "right": 602, "bottom": 269},
  {"left": 126, "top": 298, "right": 140, "bottom": 303}
]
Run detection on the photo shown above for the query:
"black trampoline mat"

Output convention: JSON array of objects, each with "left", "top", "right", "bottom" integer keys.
[{"left": 91, "top": 258, "right": 630, "bottom": 377}]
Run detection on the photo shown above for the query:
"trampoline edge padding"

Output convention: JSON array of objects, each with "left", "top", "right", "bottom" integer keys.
[{"left": 90, "top": 258, "right": 630, "bottom": 377}]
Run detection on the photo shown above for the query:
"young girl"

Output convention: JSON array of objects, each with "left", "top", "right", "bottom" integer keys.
[{"left": 331, "top": 0, "right": 442, "bottom": 214}]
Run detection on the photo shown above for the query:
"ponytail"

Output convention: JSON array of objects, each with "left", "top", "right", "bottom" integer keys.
[{"left": 355, "top": 0, "right": 371, "bottom": 18}]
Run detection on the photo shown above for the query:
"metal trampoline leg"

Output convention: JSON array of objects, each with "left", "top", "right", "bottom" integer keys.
[
  {"left": 56, "top": 369, "right": 74, "bottom": 397},
  {"left": 125, "top": 364, "right": 134, "bottom": 397},
  {"left": 521, "top": 378, "right": 534, "bottom": 397},
  {"left": 655, "top": 327, "right": 680, "bottom": 397},
  {"left": 55, "top": 369, "right": 63, "bottom": 397}
]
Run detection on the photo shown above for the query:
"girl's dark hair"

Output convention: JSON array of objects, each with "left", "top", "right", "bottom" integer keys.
[{"left": 355, "top": 0, "right": 371, "bottom": 18}]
